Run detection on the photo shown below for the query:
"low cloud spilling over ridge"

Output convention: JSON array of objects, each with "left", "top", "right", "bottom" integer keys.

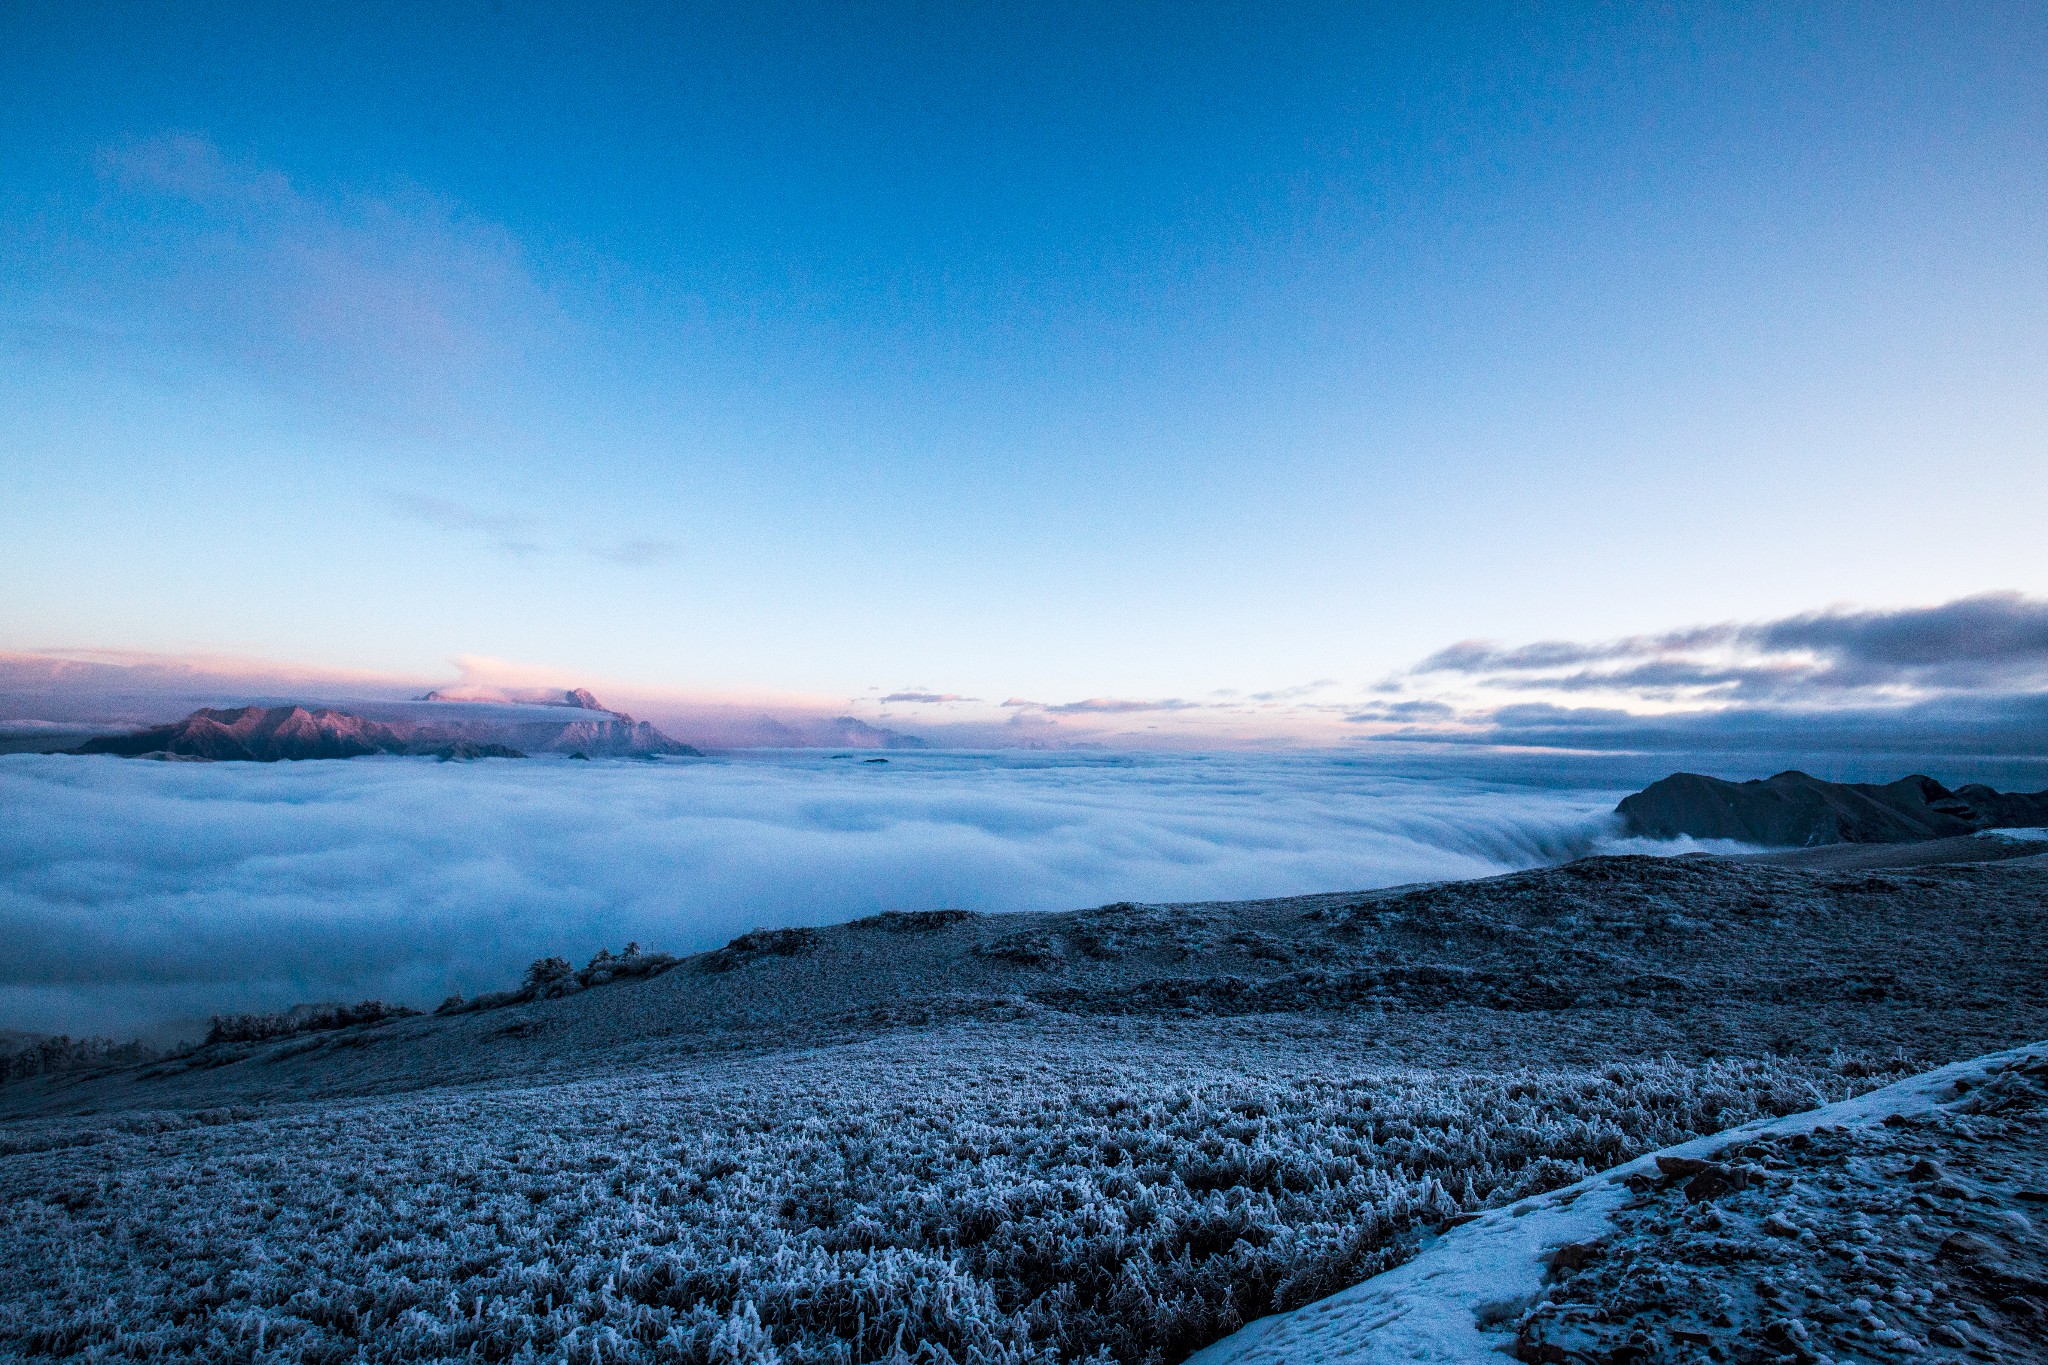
[{"left": 0, "top": 751, "right": 1648, "bottom": 1038}]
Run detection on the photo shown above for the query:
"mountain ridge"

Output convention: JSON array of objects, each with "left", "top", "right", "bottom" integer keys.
[
  {"left": 1616, "top": 769, "right": 2048, "bottom": 846},
  {"left": 70, "top": 693, "right": 703, "bottom": 761}
]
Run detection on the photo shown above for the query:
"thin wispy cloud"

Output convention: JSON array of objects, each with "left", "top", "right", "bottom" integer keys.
[
  {"left": 385, "top": 493, "right": 680, "bottom": 568},
  {"left": 879, "top": 691, "right": 979, "bottom": 705},
  {"left": 592, "top": 538, "right": 683, "bottom": 569},
  {"left": 1343, "top": 699, "right": 1457, "bottom": 723},
  {"left": 386, "top": 493, "right": 548, "bottom": 559},
  {"left": 56, "top": 133, "right": 555, "bottom": 432},
  {"left": 1005, "top": 697, "right": 1204, "bottom": 716},
  {"left": 1246, "top": 680, "right": 1341, "bottom": 704}
]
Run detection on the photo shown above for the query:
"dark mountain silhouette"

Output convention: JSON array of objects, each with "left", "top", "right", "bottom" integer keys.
[
  {"left": 425, "top": 741, "right": 527, "bottom": 761},
  {"left": 1617, "top": 770, "right": 2048, "bottom": 846}
]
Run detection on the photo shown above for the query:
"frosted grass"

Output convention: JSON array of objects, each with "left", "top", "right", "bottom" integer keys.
[{"left": 0, "top": 1027, "right": 1892, "bottom": 1365}]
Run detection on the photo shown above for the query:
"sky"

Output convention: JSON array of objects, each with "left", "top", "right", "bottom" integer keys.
[{"left": 2, "top": 2, "right": 2046, "bottom": 748}]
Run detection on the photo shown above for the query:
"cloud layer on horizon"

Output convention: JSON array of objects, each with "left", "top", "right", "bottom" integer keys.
[
  {"left": 1367, "top": 593, "right": 2048, "bottom": 755},
  {"left": 1410, "top": 593, "right": 2048, "bottom": 701},
  {"left": 5, "top": 593, "right": 2047, "bottom": 755},
  {"left": 0, "top": 751, "right": 1649, "bottom": 1039}
]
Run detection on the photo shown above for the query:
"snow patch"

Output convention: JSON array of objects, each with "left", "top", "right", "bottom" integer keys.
[
  {"left": 1186, "top": 1039, "right": 2048, "bottom": 1365},
  {"left": 1978, "top": 825, "right": 2048, "bottom": 843}
]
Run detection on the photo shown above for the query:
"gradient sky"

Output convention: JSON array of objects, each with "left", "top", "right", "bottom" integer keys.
[{"left": 3, "top": 2, "right": 2045, "bottom": 728}]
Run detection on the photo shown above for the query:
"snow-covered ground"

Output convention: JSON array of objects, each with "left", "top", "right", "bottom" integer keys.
[{"left": 1188, "top": 1040, "right": 2048, "bottom": 1364}]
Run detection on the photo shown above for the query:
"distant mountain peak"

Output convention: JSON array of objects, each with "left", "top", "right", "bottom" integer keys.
[
  {"left": 1617, "top": 770, "right": 2048, "bottom": 846},
  {"left": 70, "top": 695, "right": 704, "bottom": 762},
  {"left": 422, "top": 685, "right": 618, "bottom": 714}
]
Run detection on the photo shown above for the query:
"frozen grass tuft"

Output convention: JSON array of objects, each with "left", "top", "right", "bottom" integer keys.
[{"left": 0, "top": 1033, "right": 1903, "bottom": 1364}]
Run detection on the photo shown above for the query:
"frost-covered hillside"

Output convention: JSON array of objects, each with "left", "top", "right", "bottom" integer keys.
[
  {"left": 2, "top": 853, "right": 2045, "bottom": 1363},
  {"left": 1191, "top": 1040, "right": 2048, "bottom": 1363}
]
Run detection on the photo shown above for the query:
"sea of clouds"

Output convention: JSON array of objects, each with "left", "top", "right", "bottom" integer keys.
[{"left": 2, "top": 748, "right": 1744, "bottom": 1041}]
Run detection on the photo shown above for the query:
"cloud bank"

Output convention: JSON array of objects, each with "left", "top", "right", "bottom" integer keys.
[
  {"left": 1378, "top": 593, "right": 2048, "bottom": 755},
  {"left": 6, "top": 594, "right": 2047, "bottom": 755},
  {"left": 1411, "top": 593, "right": 2048, "bottom": 701},
  {"left": 1, "top": 750, "right": 1664, "bottom": 1040}
]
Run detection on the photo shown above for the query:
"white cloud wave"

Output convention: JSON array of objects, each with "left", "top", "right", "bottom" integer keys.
[{"left": 0, "top": 750, "right": 1660, "bottom": 1040}]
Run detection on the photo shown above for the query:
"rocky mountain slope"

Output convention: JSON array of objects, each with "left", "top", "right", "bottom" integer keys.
[
  {"left": 68, "top": 691, "right": 702, "bottom": 761},
  {"left": 1616, "top": 770, "right": 2048, "bottom": 846},
  {"left": 71, "top": 705, "right": 418, "bottom": 761}
]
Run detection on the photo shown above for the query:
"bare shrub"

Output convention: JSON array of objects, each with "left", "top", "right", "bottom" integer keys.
[
  {"left": 204, "top": 1001, "right": 419, "bottom": 1046},
  {"left": 1, "top": 1035, "right": 161, "bottom": 1084}
]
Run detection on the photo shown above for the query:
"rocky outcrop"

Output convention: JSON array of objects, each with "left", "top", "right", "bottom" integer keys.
[
  {"left": 426, "top": 741, "right": 526, "bottom": 761},
  {"left": 1617, "top": 769, "right": 2048, "bottom": 846}
]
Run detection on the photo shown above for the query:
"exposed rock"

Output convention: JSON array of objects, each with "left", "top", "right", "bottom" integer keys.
[
  {"left": 702, "top": 927, "right": 822, "bottom": 972},
  {"left": 428, "top": 741, "right": 525, "bottom": 761},
  {"left": 1616, "top": 769, "right": 2048, "bottom": 846},
  {"left": 1680, "top": 1164, "right": 1747, "bottom": 1201}
]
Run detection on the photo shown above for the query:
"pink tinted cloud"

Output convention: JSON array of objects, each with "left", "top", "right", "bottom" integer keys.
[{"left": 1004, "top": 696, "right": 1203, "bottom": 715}]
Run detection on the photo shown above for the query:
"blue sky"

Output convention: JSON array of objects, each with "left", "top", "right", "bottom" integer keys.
[{"left": 2, "top": 3, "right": 2045, "bottom": 744}]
